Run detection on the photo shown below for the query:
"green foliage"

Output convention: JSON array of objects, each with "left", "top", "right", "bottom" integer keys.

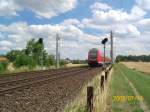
[
  {"left": 44, "top": 55, "right": 55, "bottom": 66},
  {"left": 6, "top": 50, "right": 21, "bottom": 62},
  {"left": 0, "top": 62, "right": 8, "bottom": 72},
  {"left": 60, "top": 59, "right": 67, "bottom": 66},
  {"left": 7, "top": 38, "right": 55, "bottom": 68},
  {"left": 25, "top": 38, "right": 45, "bottom": 65},
  {"left": 14, "top": 51, "right": 36, "bottom": 68}
]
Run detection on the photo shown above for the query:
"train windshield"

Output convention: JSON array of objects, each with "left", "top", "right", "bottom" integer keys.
[{"left": 89, "top": 49, "right": 97, "bottom": 59}]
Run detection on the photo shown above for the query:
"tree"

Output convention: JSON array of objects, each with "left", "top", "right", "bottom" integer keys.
[
  {"left": 6, "top": 50, "right": 21, "bottom": 62},
  {"left": 6, "top": 38, "right": 56, "bottom": 68},
  {"left": 44, "top": 55, "right": 55, "bottom": 66}
]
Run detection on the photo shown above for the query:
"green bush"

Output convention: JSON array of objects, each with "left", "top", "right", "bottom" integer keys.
[
  {"left": 60, "top": 59, "right": 67, "bottom": 66},
  {"left": 7, "top": 38, "right": 55, "bottom": 69},
  {"left": 44, "top": 55, "right": 55, "bottom": 66},
  {"left": 0, "top": 62, "right": 8, "bottom": 72},
  {"left": 14, "top": 52, "right": 36, "bottom": 68}
]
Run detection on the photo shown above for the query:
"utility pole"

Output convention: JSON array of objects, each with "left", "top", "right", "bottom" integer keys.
[
  {"left": 56, "top": 33, "right": 60, "bottom": 69},
  {"left": 110, "top": 31, "right": 113, "bottom": 64}
]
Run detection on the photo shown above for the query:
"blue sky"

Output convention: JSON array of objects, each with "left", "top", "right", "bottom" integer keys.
[
  {"left": 0, "top": 0, "right": 136, "bottom": 25},
  {"left": 0, "top": 0, "right": 150, "bottom": 59}
]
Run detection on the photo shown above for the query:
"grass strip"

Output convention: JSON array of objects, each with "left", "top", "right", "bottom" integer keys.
[
  {"left": 120, "top": 63, "right": 150, "bottom": 110},
  {"left": 111, "top": 64, "right": 142, "bottom": 112}
]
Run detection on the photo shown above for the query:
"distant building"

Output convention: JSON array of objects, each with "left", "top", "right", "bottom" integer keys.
[{"left": 65, "top": 58, "right": 72, "bottom": 63}]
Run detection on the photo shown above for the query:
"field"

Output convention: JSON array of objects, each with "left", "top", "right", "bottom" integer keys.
[
  {"left": 65, "top": 63, "right": 88, "bottom": 67},
  {"left": 122, "top": 62, "right": 150, "bottom": 74},
  {"left": 111, "top": 63, "right": 150, "bottom": 112}
]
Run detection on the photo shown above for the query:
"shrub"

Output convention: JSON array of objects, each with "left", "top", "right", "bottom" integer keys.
[{"left": 0, "top": 62, "right": 8, "bottom": 72}]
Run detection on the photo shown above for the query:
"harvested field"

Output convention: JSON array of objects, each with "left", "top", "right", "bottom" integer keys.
[
  {"left": 0, "top": 67, "right": 101, "bottom": 112},
  {"left": 122, "top": 62, "right": 150, "bottom": 74},
  {"left": 65, "top": 63, "right": 88, "bottom": 67}
]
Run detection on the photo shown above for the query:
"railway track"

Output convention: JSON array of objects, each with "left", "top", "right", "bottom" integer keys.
[
  {"left": 0, "top": 66, "right": 87, "bottom": 81},
  {"left": 0, "top": 67, "right": 86, "bottom": 82},
  {"left": 0, "top": 67, "right": 92, "bottom": 96}
]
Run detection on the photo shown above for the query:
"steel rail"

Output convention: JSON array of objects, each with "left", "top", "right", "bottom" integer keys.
[{"left": 0, "top": 67, "right": 94, "bottom": 95}]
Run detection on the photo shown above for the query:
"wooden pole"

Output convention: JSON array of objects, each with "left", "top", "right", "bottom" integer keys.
[
  {"left": 105, "top": 70, "right": 108, "bottom": 81},
  {"left": 87, "top": 86, "right": 93, "bottom": 112},
  {"left": 101, "top": 75, "right": 104, "bottom": 91}
]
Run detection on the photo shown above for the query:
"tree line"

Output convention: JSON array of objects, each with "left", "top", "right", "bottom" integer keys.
[
  {"left": 6, "top": 38, "right": 56, "bottom": 69},
  {"left": 116, "top": 55, "right": 150, "bottom": 62},
  {"left": 0, "top": 38, "right": 88, "bottom": 73}
]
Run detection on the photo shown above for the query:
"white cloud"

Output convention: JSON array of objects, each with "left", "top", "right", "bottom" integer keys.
[
  {"left": 81, "top": 5, "right": 146, "bottom": 30},
  {"left": 130, "top": 6, "right": 146, "bottom": 20},
  {"left": 114, "top": 24, "right": 140, "bottom": 38},
  {"left": 0, "top": 0, "right": 77, "bottom": 18},
  {"left": 79, "top": 1, "right": 150, "bottom": 57},
  {"left": 136, "top": 0, "right": 150, "bottom": 10},
  {"left": 0, "top": 1, "right": 150, "bottom": 58},
  {"left": 0, "top": 40, "right": 12, "bottom": 47},
  {"left": 0, "top": 22, "right": 104, "bottom": 59},
  {"left": 92, "top": 10, "right": 128, "bottom": 24},
  {"left": 0, "top": 40, "right": 12, "bottom": 51},
  {"left": 138, "top": 18, "right": 150, "bottom": 31},
  {"left": 61, "top": 18, "right": 80, "bottom": 26},
  {"left": 0, "top": 0, "right": 20, "bottom": 16},
  {"left": 90, "top": 2, "right": 112, "bottom": 11}
]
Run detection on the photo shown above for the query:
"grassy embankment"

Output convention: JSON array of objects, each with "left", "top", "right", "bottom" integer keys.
[
  {"left": 64, "top": 70, "right": 109, "bottom": 112},
  {"left": 0, "top": 63, "right": 87, "bottom": 76},
  {"left": 111, "top": 63, "right": 150, "bottom": 112},
  {"left": 120, "top": 64, "right": 150, "bottom": 110},
  {"left": 0, "top": 65, "right": 55, "bottom": 76}
]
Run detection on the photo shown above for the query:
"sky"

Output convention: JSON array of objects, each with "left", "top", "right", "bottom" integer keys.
[{"left": 0, "top": 0, "right": 150, "bottom": 59}]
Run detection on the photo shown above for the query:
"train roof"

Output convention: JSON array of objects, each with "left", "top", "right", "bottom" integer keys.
[{"left": 89, "top": 48, "right": 98, "bottom": 51}]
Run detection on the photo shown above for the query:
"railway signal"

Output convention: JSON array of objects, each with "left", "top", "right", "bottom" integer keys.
[
  {"left": 101, "top": 38, "right": 108, "bottom": 68},
  {"left": 38, "top": 38, "right": 43, "bottom": 44},
  {"left": 101, "top": 38, "right": 108, "bottom": 44}
]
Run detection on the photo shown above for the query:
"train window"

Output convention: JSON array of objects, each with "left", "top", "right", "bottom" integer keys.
[{"left": 89, "top": 50, "right": 97, "bottom": 59}]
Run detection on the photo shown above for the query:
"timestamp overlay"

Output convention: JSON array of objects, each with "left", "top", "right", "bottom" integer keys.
[{"left": 113, "top": 95, "right": 144, "bottom": 102}]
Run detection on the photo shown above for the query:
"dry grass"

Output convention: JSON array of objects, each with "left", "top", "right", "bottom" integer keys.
[
  {"left": 122, "top": 62, "right": 150, "bottom": 74},
  {"left": 64, "top": 68, "right": 113, "bottom": 112},
  {"left": 65, "top": 63, "right": 88, "bottom": 67}
]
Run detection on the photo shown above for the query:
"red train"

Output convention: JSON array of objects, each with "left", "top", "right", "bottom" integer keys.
[{"left": 88, "top": 48, "right": 111, "bottom": 66}]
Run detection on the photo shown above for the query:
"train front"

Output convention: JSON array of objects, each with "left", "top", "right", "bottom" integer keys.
[{"left": 88, "top": 48, "right": 103, "bottom": 66}]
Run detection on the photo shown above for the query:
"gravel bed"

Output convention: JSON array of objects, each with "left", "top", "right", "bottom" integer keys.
[
  {"left": 0, "top": 67, "right": 81, "bottom": 82},
  {"left": 0, "top": 68, "right": 100, "bottom": 112}
]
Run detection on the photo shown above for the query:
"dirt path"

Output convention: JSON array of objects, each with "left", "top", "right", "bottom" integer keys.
[{"left": 121, "top": 71, "right": 149, "bottom": 112}]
